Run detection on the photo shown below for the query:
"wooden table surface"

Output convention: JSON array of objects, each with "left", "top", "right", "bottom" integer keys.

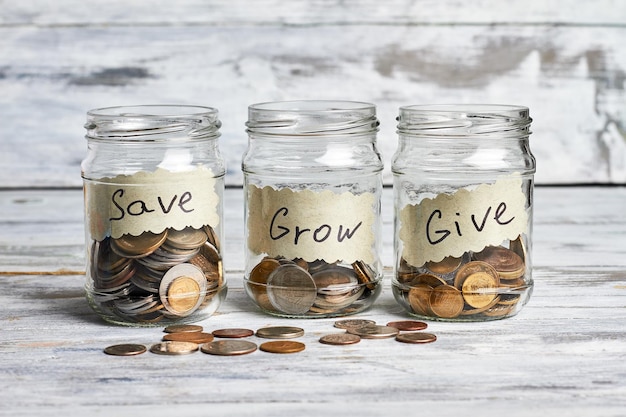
[{"left": 1, "top": 186, "right": 625, "bottom": 416}]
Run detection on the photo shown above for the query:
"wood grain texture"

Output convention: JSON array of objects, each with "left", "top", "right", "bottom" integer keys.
[
  {"left": 0, "top": 187, "right": 625, "bottom": 416},
  {"left": 0, "top": 1, "right": 625, "bottom": 187}
]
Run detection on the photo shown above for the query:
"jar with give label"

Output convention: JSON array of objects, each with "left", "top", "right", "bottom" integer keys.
[
  {"left": 242, "top": 100, "right": 384, "bottom": 318},
  {"left": 392, "top": 104, "right": 536, "bottom": 321},
  {"left": 82, "top": 105, "right": 227, "bottom": 326}
]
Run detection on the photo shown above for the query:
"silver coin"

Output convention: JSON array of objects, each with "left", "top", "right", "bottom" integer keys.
[
  {"left": 255, "top": 326, "right": 305, "bottom": 339},
  {"left": 333, "top": 319, "right": 376, "bottom": 330},
  {"left": 201, "top": 340, "right": 257, "bottom": 356},
  {"left": 266, "top": 264, "right": 317, "bottom": 315},
  {"left": 347, "top": 324, "right": 399, "bottom": 339},
  {"left": 149, "top": 341, "right": 199, "bottom": 355}
]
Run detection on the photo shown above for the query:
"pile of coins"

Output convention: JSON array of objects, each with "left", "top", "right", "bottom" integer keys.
[
  {"left": 245, "top": 257, "right": 381, "bottom": 317},
  {"left": 319, "top": 319, "right": 437, "bottom": 345},
  {"left": 103, "top": 324, "right": 308, "bottom": 357},
  {"left": 103, "top": 318, "right": 437, "bottom": 357},
  {"left": 393, "top": 237, "right": 530, "bottom": 321},
  {"left": 88, "top": 225, "right": 225, "bottom": 325}
]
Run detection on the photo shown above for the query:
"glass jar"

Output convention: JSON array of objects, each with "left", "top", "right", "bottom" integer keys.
[
  {"left": 392, "top": 104, "right": 535, "bottom": 321},
  {"left": 82, "top": 105, "right": 227, "bottom": 326},
  {"left": 242, "top": 100, "right": 384, "bottom": 318}
]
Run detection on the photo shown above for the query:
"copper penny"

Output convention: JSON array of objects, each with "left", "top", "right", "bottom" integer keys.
[
  {"left": 386, "top": 320, "right": 428, "bottom": 331},
  {"left": 473, "top": 245, "right": 525, "bottom": 279},
  {"left": 319, "top": 333, "right": 361, "bottom": 345},
  {"left": 429, "top": 285, "right": 464, "bottom": 319},
  {"left": 201, "top": 340, "right": 258, "bottom": 356},
  {"left": 103, "top": 343, "right": 147, "bottom": 356},
  {"left": 407, "top": 284, "right": 433, "bottom": 316},
  {"left": 461, "top": 272, "right": 499, "bottom": 308},
  {"left": 163, "top": 324, "right": 203, "bottom": 333},
  {"left": 163, "top": 332, "right": 215, "bottom": 344},
  {"left": 259, "top": 340, "right": 306, "bottom": 354},
  {"left": 425, "top": 256, "right": 462, "bottom": 275},
  {"left": 396, "top": 332, "right": 437, "bottom": 344},
  {"left": 212, "top": 328, "right": 255, "bottom": 338}
]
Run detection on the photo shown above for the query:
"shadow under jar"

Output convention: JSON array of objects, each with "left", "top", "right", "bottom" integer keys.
[
  {"left": 242, "top": 100, "right": 384, "bottom": 318},
  {"left": 82, "top": 105, "right": 227, "bottom": 326},
  {"left": 392, "top": 104, "right": 536, "bottom": 322}
]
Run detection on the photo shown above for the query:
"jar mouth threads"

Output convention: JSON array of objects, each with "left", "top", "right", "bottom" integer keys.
[
  {"left": 85, "top": 105, "right": 221, "bottom": 141},
  {"left": 246, "top": 100, "right": 379, "bottom": 136},
  {"left": 397, "top": 104, "right": 531, "bottom": 138}
]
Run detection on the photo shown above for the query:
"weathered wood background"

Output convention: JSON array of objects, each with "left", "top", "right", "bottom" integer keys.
[{"left": 1, "top": 0, "right": 625, "bottom": 187}]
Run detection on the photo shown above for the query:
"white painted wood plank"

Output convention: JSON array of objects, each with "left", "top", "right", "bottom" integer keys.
[
  {"left": 0, "top": 187, "right": 625, "bottom": 415},
  {"left": 1, "top": 24, "right": 625, "bottom": 187},
  {"left": 3, "top": 0, "right": 626, "bottom": 26}
]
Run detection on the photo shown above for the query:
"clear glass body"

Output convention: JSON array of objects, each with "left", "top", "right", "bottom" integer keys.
[
  {"left": 242, "top": 100, "right": 384, "bottom": 318},
  {"left": 81, "top": 105, "right": 227, "bottom": 326},
  {"left": 392, "top": 104, "right": 536, "bottom": 322}
]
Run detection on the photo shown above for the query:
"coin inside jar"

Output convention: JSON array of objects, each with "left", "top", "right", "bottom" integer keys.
[
  {"left": 461, "top": 271, "right": 499, "bottom": 308},
  {"left": 266, "top": 264, "right": 317, "bottom": 315},
  {"left": 111, "top": 231, "right": 168, "bottom": 258},
  {"left": 473, "top": 245, "right": 525, "bottom": 279},
  {"left": 159, "top": 263, "right": 207, "bottom": 316},
  {"left": 429, "top": 285, "right": 465, "bottom": 319}
]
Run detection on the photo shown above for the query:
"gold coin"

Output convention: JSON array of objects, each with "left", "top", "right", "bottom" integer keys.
[
  {"left": 200, "top": 340, "right": 257, "bottom": 356},
  {"left": 386, "top": 320, "right": 428, "bottom": 331},
  {"left": 461, "top": 272, "right": 499, "bottom": 308},
  {"left": 248, "top": 258, "right": 281, "bottom": 310},
  {"left": 346, "top": 324, "right": 399, "bottom": 339},
  {"left": 454, "top": 261, "right": 499, "bottom": 289},
  {"left": 429, "top": 285, "right": 464, "bottom": 319},
  {"left": 149, "top": 341, "right": 199, "bottom": 355},
  {"left": 396, "top": 332, "right": 437, "bottom": 344},
  {"left": 460, "top": 295, "right": 501, "bottom": 316},
  {"left": 163, "top": 324, "right": 203, "bottom": 333},
  {"left": 111, "top": 231, "right": 168, "bottom": 258},
  {"left": 159, "top": 263, "right": 207, "bottom": 316},
  {"left": 509, "top": 235, "right": 527, "bottom": 264},
  {"left": 255, "top": 326, "right": 305, "bottom": 339},
  {"left": 259, "top": 340, "right": 306, "bottom": 354},
  {"left": 333, "top": 319, "right": 376, "bottom": 330},
  {"left": 103, "top": 344, "right": 147, "bottom": 356},
  {"left": 408, "top": 284, "right": 433, "bottom": 316},
  {"left": 473, "top": 245, "right": 525, "bottom": 279},
  {"left": 319, "top": 333, "right": 361, "bottom": 345},
  {"left": 162, "top": 332, "right": 215, "bottom": 344},
  {"left": 425, "top": 256, "right": 462, "bottom": 275}
]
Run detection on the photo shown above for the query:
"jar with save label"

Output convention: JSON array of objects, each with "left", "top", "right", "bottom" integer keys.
[
  {"left": 392, "top": 104, "right": 536, "bottom": 321},
  {"left": 242, "top": 100, "right": 384, "bottom": 318},
  {"left": 82, "top": 105, "right": 227, "bottom": 326}
]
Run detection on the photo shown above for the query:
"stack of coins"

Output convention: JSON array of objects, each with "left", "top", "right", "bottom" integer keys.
[
  {"left": 245, "top": 257, "right": 381, "bottom": 317},
  {"left": 392, "top": 236, "right": 529, "bottom": 321},
  {"left": 88, "top": 225, "right": 224, "bottom": 324}
]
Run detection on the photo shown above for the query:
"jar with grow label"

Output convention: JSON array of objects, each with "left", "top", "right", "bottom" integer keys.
[
  {"left": 242, "top": 100, "right": 384, "bottom": 318},
  {"left": 392, "top": 104, "right": 535, "bottom": 321},
  {"left": 82, "top": 105, "right": 226, "bottom": 326}
]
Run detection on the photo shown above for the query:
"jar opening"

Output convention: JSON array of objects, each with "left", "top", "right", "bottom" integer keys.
[
  {"left": 85, "top": 105, "right": 221, "bottom": 141},
  {"left": 246, "top": 100, "right": 379, "bottom": 137},
  {"left": 397, "top": 104, "right": 531, "bottom": 138}
]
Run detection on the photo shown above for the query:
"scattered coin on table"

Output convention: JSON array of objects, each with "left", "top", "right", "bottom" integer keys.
[
  {"left": 104, "top": 343, "right": 147, "bottom": 356},
  {"left": 259, "top": 340, "right": 306, "bottom": 354},
  {"left": 149, "top": 341, "right": 199, "bottom": 355},
  {"left": 162, "top": 332, "right": 215, "bottom": 344},
  {"left": 255, "top": 326, "right": 305, "bottom": 339},
  {"left": 212, "top": 328, "right": 255, "bottom": 338},
  {"left": 163, "top": 324, "right": 203, "bottom": 333},
  {"left": 319, "top": 333, "right": 361, "bottom": 345},
  {"left": 201, "top": 340, "right": 258, "bottom": 356},
  {"left": 395, "top": 332, "right": 438, "bottom": 344},
  {"left": 386, "top": 320, "right": 428, "bottom": 331}
]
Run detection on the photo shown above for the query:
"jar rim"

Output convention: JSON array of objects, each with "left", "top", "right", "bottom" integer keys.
[
  {"left": 397, "top": 104, "right": 531, "bottom": 138},
  {"left": 87, "top": 104, "right": 219, "bottom": 119},
  {"left": 246, "top": 100, "right": 379, "bottom": 136}
]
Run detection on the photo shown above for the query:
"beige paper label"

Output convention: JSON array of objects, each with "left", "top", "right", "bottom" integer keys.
[
  {"left": 399, "top": 174, "right": 528, "bottom": 267},
  {"left": 86, "top": 167, "right": 219, "bottom": 241},
  {"left": 247, "top": 185, "right": 376, "bottom": 264}
]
